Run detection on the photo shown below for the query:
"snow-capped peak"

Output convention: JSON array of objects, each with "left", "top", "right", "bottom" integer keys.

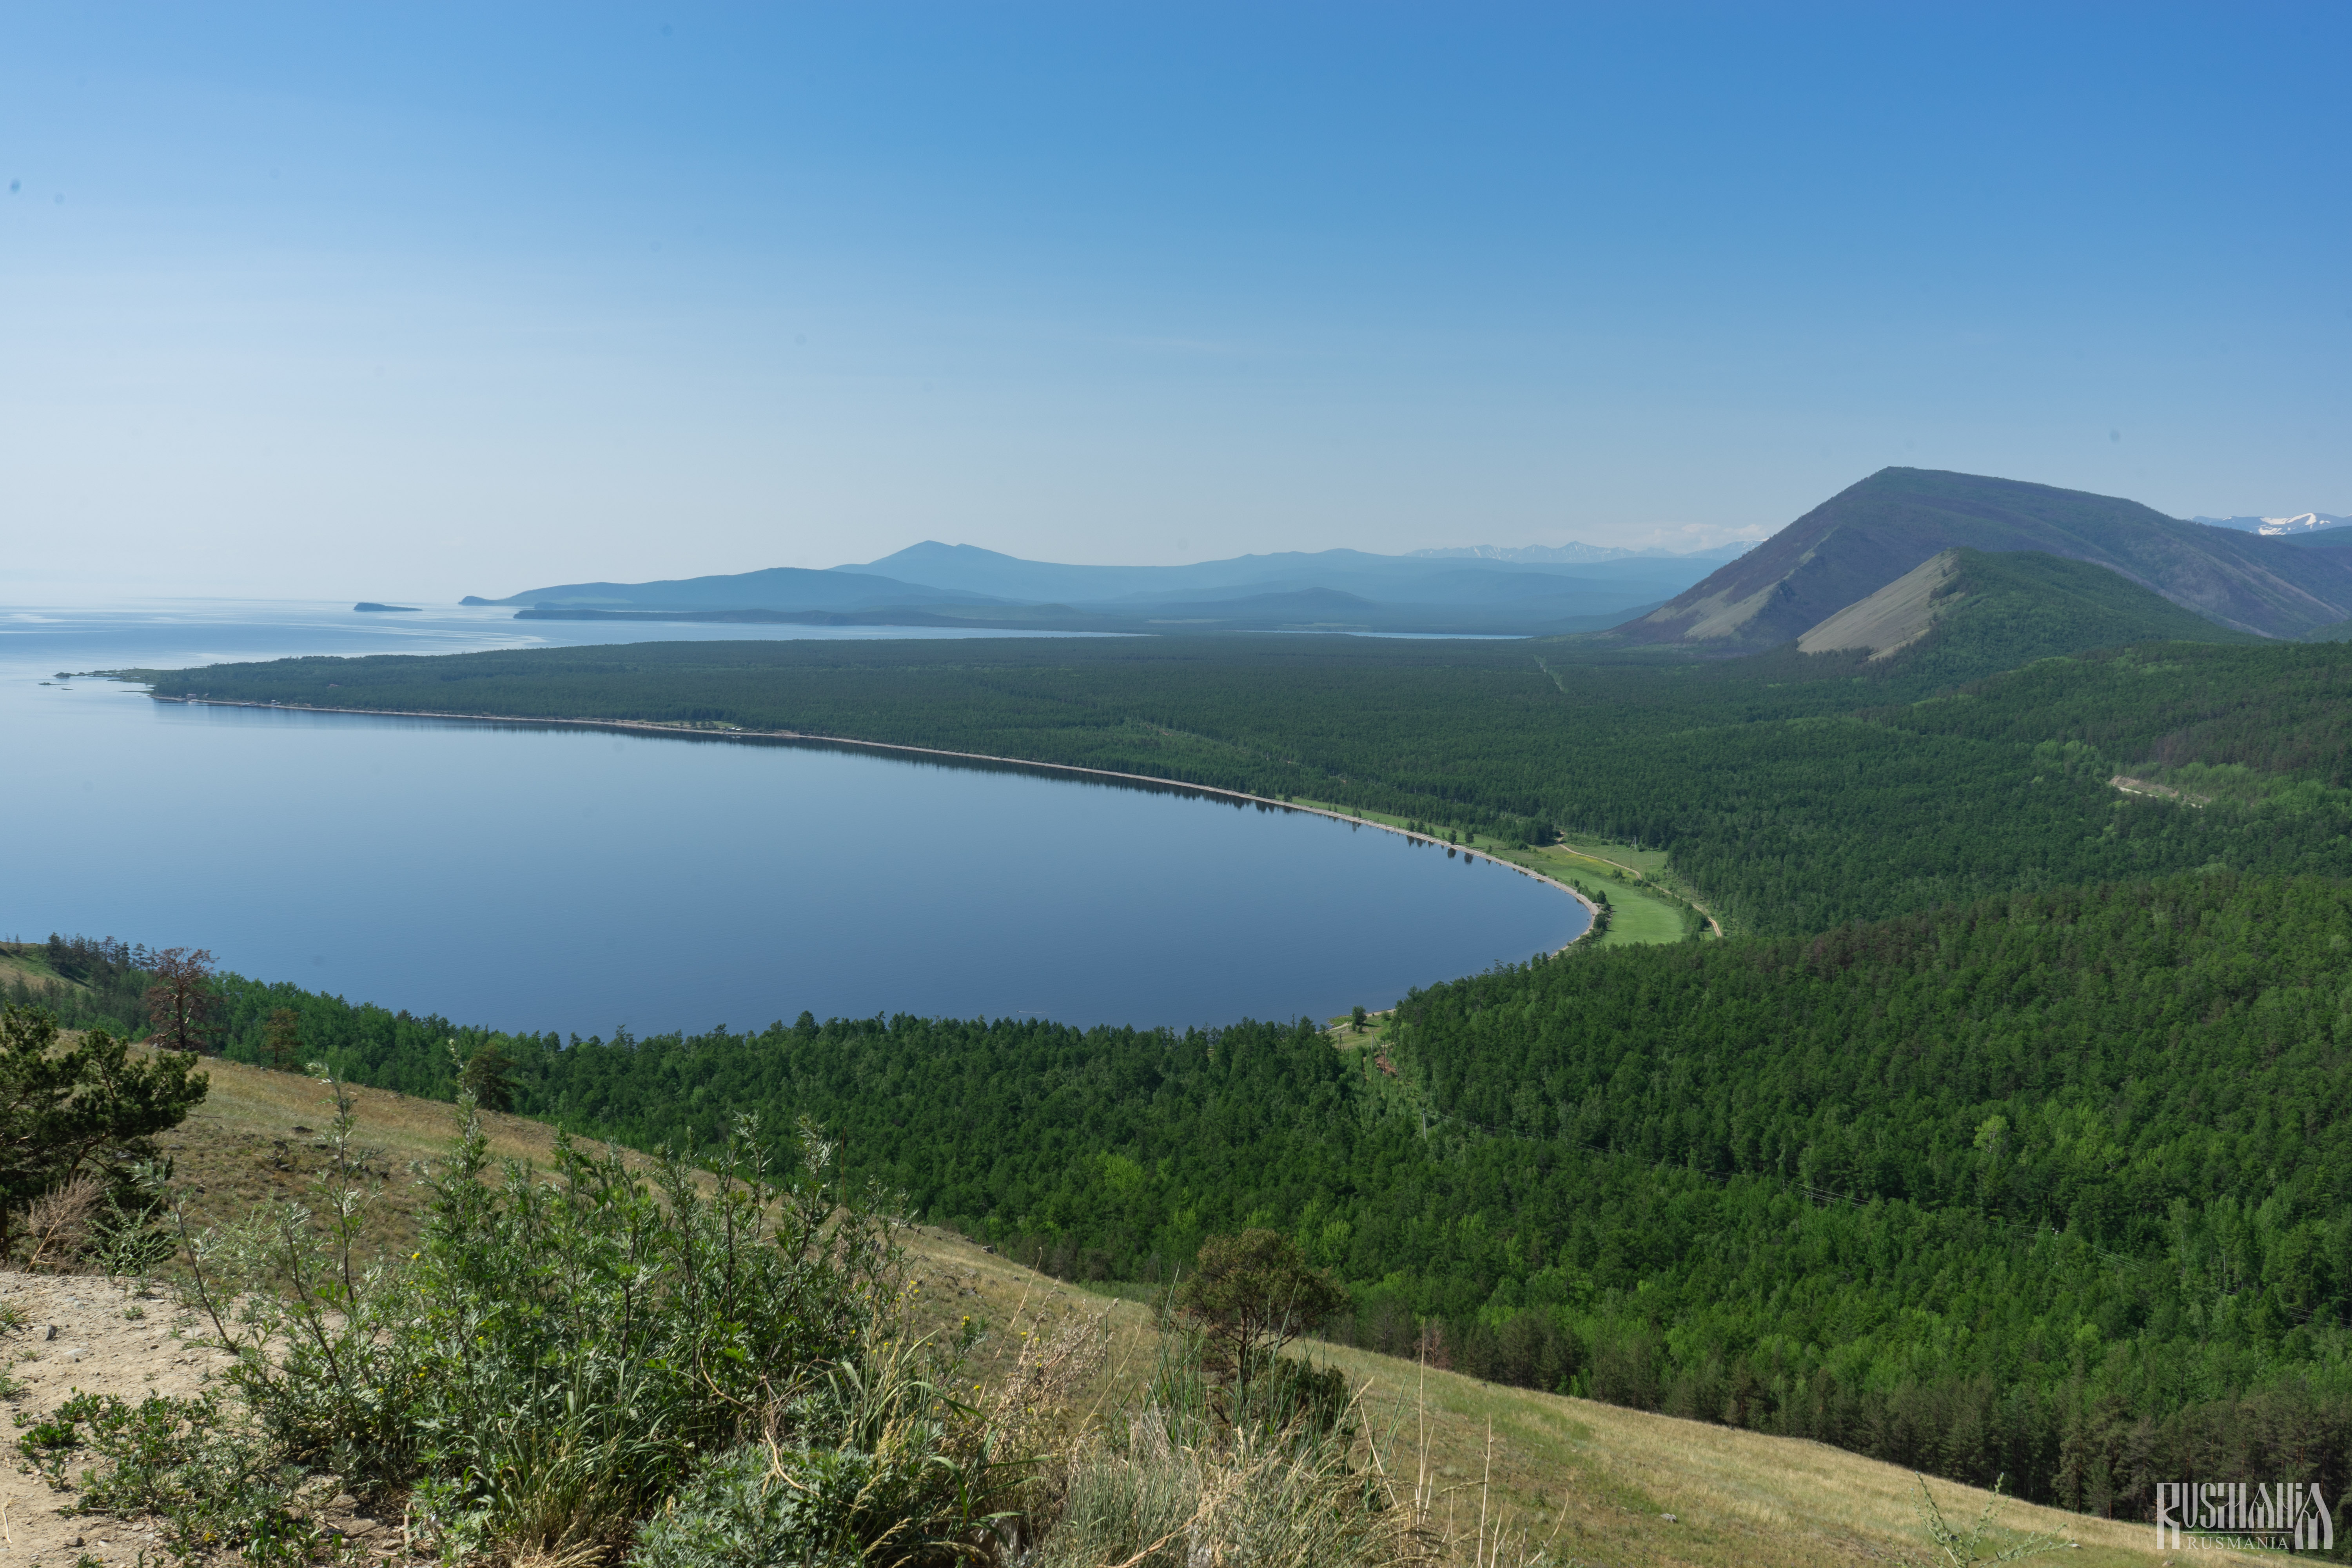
[
  {"left": 2259, "top": 513, "right": 2352, "bottom": 535},
  {"left": 2193, "top": 512, "right": 2352, "bottom": 535}
]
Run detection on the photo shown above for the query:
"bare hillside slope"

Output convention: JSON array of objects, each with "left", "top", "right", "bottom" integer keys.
[{"left": 1615, "top": 467, "right": 2352, "bottom": 648}]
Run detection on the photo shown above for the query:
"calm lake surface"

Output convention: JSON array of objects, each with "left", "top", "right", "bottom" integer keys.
[{"left": 3, "top": 602, "right": 1584, "bottom": 1036}]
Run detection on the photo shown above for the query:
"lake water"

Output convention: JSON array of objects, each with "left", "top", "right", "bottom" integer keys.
[{"left": 3, "top": 602, "right": 1585, "bottom": 1036}]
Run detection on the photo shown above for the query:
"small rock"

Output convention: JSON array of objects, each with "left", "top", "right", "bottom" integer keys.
[{"left": 44, "top": 1324, "right": 57, "bottom": 1341}]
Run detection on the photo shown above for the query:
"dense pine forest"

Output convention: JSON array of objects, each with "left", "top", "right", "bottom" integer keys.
[{"left": 139, "top": 867, "right": 2349, "bottom": 1520}]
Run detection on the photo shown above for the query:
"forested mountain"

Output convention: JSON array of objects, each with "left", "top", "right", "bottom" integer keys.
[
  {"left": 1615, "top": 467, "right": 2352, "bottom": 646},
  {"left": 1796, "top": 547, "right": 2259, "bottom": 666}
]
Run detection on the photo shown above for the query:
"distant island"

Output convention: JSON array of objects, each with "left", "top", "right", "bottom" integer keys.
[{"left": 352, "top": 603, "right": 421, "bottom": 613}]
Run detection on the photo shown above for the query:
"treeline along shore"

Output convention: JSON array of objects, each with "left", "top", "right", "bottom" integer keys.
[
  {"left": 90, "top": 624, "right": 2352, "bottom": 1522},
  {"left": 141, "top": 690, "right": 1606, "bottom": 943},
  {"left": 136, "top": 632, "right": 2352, "bottom": 936}
]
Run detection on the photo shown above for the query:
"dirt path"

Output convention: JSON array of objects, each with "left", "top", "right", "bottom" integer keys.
[{"left": 2, "top": 1272, "right": 414, "bottom": 1563}]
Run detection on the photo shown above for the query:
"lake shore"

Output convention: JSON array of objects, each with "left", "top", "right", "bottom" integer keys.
[{"left": 151, "top": 692, "right": 1603, "bottom": 951}]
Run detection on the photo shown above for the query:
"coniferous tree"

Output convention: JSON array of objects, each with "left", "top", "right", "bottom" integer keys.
[
  {"left": 261, "top": 1007, "right": 304, "bottom": 1071},
  {"left": 1179, "top": 1229, "right": 1348, "bottom": 1405},
  {"left": 0, "top": 1005, "right": 206, "bottom": 1261}
]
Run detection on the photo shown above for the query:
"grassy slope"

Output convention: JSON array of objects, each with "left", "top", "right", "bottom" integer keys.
[
  {"left": 157, "top": 1052, "right": 2245, "bottom": 1567},
  {"left": 1885, "top": 548, "right": 2263, "bottom": 685},
  {"left": 1286, "top": 800, "right": 1708, "bottom": 949},
  {"left": 0, "top": 941, "right": 78, "bottom": 995}
]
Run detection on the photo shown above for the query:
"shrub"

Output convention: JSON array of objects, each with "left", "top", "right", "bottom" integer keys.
[
  {"left": 0, "top": 1004, "right": 205, "bottom": 1265},
  {"left": 1038, "top": 1340, "right": 1412, "bottom": 1568},
  {"left": 154, "top": 1071, "right": 929, "bottom": 1563},
  {"left": 634, "top": 1443, "right": 877, "bottom": 1568},
  {"left": 1178, "top": 1230, "right": 1348, "bottom": 1412},
  {"left": 14, "top": 1390, "right": 296, "bottom": 1564}
]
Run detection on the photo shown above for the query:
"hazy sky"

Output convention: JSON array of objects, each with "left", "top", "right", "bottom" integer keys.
[{"left": 5, "top": 4, "right": 2347, "bottom": 601}]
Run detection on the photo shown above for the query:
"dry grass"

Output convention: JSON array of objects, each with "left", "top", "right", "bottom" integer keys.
[
  {"left": 150, "top": 1045, "right": 599, "bottom": 1253},
  {"left": 19, "top": 1170, "right": 107, "bottom": 1269},
  {"left": 884, "top": 1238, "right": 2265, "bottom": 1568},
  {"left": 142, "top": 1055, "right": 2265, "bottom": 1568}
]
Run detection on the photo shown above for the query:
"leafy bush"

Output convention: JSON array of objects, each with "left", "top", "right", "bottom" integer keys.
[
  {"left": 144, "top": 1067, "right": 965, "bottom": 1563},
  {"left": 634, "top": 1443, "right": 877, "bottom": 1568},
  {"left": 633, "top": 1303, "right": 1034, "bottom": 1568},
  {"left": 14, "top": 1390, "right": 298, "bottom": 1563}
]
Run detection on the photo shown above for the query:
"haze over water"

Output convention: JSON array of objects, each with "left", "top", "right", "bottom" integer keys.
[{"left": 3, "top": 604, "right": 1584, "bottom": 1037}]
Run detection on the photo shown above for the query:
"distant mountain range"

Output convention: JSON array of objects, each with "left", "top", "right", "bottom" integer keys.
[
  {"left": 463, "top": 541, "right": 1733, "bottom": 635},
  {"left": 1405, "top": 541, "right": 1757, "bottom": 564},
  {"left": 1605, "top": 468, "right": 2352, "bottom": 650},
  {"left": 457, "top": 475, "right": 2352, "bottom": 646},
  {"left": 460, "top": 566, "right": 1011, "bottom": 615},
  {"left": 830, "top": 541, "right": 1720, "bottom": 607}
]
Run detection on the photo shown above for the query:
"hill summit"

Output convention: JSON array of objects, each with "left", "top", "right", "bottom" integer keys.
[{"left": 1610, "top": 468, "right": 2352, "bottom": 648}]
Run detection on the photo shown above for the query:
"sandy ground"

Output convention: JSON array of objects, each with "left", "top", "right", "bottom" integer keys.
[
  {"left": 1, "top": 1272, "right": 238, "bottom": 1566},
  {"left": 0, "top": 1274, "right": 406, "bottom": 1567}
]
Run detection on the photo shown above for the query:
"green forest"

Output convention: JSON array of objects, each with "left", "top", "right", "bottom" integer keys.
[
  {"left": 73, "top": 592, "right": 2352, "bottom": 1531},
  {"left": 98, "top": 867, "right": 2351, "bottom": 1521}
]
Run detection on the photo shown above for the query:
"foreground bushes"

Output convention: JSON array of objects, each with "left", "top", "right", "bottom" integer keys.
[
  {"left": 26, "top": 1078, "right": 1454, "bottom": 1567},
  {"left": 132, "top": 1083, "right": 1015, "bottom": 1564}
]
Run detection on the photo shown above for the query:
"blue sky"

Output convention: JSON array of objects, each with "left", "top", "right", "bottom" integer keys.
[{"left": 4, "top": 3, "right": 2347, "bottom": 599}]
